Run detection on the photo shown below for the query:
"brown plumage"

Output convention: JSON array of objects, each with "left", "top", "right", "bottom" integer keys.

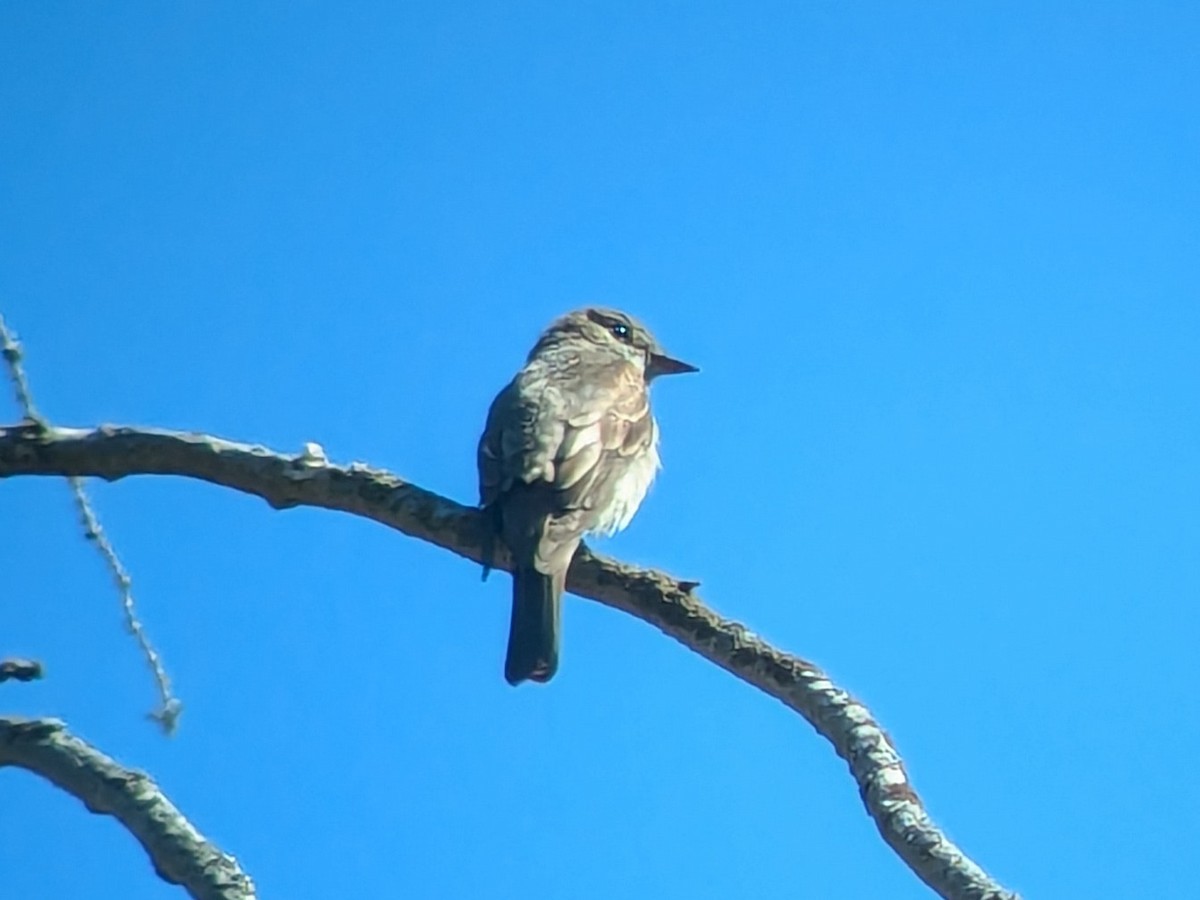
[{"left": 478, "top": 307, "right": 697, "bottom": 685}]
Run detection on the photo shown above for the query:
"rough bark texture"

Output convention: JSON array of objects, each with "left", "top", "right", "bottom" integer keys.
[
  {"left": 0, "top": 421, "right": 1019, "bottom": 900},
  {"left": 0, "top": 716, "right": 255, "bottom": 900}
]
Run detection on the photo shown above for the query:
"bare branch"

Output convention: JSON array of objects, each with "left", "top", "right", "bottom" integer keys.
[
  {"left": 0, "top": 716, "right": 255, "bottom": 900},
  {"left": 70, "top": 480, "right": 182, "bottom": 733},
  {"left": 0, "top": 316, "right": 178, "bottom": 731},
  {"left": 0, "top": 422, "right": 1019, "bottom": 900}
]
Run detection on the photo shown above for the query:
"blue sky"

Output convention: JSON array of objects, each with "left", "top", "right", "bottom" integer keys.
[{"left": 2, "top": 3, "right": 1198, "bottom": 897}]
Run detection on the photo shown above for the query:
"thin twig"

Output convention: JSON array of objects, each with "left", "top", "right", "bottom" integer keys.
[
  {"left": 72, "top": 478, "right": 182, "bottom": 732},
  {"left": 0, "top": 314, "right": 47, "bottom": 426},
  {"left": 0, "top": 315, "right": 180, "bottom": 733}
]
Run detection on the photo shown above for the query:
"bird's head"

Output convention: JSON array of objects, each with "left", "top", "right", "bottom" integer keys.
[{"left": 532, "top": 307, "right": 698, "bottom": 381}]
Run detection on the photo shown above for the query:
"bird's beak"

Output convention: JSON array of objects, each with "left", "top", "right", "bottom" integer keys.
[{"left": 647, "top": 352, "right": 700, "bottom": 378}]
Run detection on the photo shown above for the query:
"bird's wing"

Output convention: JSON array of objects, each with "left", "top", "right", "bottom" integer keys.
[
  {"left": 477, "top": 373, "right": 564, "bottom": 508},
  {"left": 555, "top": 362, "right": 655, "bottom": 507}
]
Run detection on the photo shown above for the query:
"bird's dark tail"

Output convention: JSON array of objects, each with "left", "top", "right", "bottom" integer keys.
[{"left": 504, "top": 566, "right": 563, "bottom": 685}]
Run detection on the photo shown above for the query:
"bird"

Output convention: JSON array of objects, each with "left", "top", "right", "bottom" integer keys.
[{"left": 477, "top": 307, "right": 697, "bottom": 685}]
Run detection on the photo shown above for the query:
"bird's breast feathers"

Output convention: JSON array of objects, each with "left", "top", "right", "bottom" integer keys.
[
  {"left": 479, "top": 353, "right": 662, "bottom": 535},
  {"left": 588, "top": 425, "right": 660, "bottom": 536}
]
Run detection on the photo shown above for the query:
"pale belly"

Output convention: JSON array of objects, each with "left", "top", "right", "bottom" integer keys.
[{"left": 588, "top": 438, "right": 662, "bottom": 537}]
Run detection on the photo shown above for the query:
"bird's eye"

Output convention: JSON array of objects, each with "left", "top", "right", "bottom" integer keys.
[{"left": 610, "top": 323, "right": 630, "bottom": 341}]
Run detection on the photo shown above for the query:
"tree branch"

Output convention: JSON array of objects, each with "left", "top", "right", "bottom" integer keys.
[
  {"left": 0, "top": 716, "right": 255, "bottom": 900},
  {"left": 1, "top": 316, "right": 179, "bottom": 730},
  {"left": 0, "top": 422, "right": 1019, "bottom": 900}
]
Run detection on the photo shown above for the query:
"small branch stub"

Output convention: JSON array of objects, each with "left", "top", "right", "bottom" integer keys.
[{"left": 0, "top": 658, "right": 44, "bottom": 682}]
